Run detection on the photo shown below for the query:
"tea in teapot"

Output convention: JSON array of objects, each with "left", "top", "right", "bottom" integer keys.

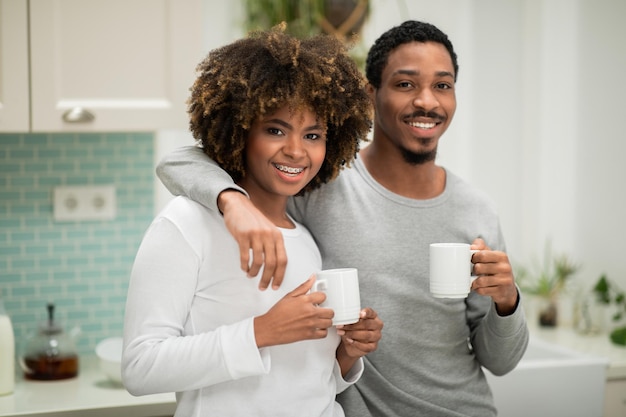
[{"left": 21, "top": 303, "right": 79, "bottom": 380}]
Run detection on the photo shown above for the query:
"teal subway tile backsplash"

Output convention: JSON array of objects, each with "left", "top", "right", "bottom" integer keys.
[{"left": 0, "top": 132, "right": 155, "bottom": 356}]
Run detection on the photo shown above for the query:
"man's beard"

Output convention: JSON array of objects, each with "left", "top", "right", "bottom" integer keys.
[{"left": 400, "top": 146, "right": 437, "bottom": 165}]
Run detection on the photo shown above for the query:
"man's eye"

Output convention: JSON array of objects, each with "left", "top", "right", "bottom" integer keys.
[
  {"left": 397, "top": 81, "right": 413, "bottom": 88},
  {"left": 436, "top": 82, "right": 452, "bottom": 90}
]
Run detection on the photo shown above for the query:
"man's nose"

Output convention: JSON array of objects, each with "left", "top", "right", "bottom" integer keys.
[{"left": 412, "top": 87, "right": 439, "bottom": 110}]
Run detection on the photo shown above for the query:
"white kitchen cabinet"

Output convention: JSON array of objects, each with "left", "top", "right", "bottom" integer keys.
[
  {"left": 0, "top": 0, "right": 29, "bottom": 131},
  {"left": 605, "top": 378, "right": 626, "bottom": 417},
  {"left": 0, "top": 0, "right": 204, "bottom": 132}
]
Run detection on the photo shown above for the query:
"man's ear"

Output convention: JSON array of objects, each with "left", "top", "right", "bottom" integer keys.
[{"left": 365, "top": 83, "right": 378, "bottom": 107}]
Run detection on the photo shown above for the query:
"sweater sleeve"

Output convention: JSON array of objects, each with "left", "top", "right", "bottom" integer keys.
[
  {"left": 122, "top": 216, "right": 269, "bottom": 395},
  {"left": 467, "top": 289, "right": 529, "bottom": 376},
  {"left": 156, "top": 145, "right": 248, "bottom": 212}
]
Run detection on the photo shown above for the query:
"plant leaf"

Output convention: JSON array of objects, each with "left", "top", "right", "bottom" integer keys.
[
  {"left": 610, "top": 327, "right": 626, "bottom": 346},
  {"left": 593, "top": 274, "right": 611, "bottom": 304}
]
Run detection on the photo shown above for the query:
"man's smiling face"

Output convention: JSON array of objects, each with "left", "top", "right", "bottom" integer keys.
[{"left": 370, "top": 41, "right": 457, "bottom": 165}]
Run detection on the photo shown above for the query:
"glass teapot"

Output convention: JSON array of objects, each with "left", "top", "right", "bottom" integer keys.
[{"left": 20, "top": 303, "right": 79, "bottom": 380}]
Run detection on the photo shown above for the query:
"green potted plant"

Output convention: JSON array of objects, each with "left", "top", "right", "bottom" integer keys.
[
  {"left": 592, "top": 274, "right": 626, "bottom": 346},
  {"left": 242, "top": 0, "right": 370, "bottom": 67},
  {"left": 243, "top": 0, "right": 327, "bottom": 38},
  {"left": 517, "top": 246, "right": 580, "bottom": 327}
]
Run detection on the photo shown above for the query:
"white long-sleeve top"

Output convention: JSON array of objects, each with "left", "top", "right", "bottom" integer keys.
[{"left": 122, "top": 196, "right": 362, "bottom": 417}]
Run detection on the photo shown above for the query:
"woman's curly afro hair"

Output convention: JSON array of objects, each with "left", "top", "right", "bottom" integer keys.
[{"left": 187, "top": 23, "right": 373, "bottom": 194}]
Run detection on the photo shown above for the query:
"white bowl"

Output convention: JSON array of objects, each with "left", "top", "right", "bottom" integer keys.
[{"left": 95, "top": 337, "right": 123, "bottom": 384}]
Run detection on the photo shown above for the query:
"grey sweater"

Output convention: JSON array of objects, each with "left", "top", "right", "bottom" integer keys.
[{"left": 157, "top": 146, "right": 529, "bottom": 417}]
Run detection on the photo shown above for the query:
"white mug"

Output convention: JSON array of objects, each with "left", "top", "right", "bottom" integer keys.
[
  {"left": 313, "top": 268, "right": 361, "bottom": 325},
  {"left": 429, "top": 243, "right": 478, "bottom": 298}
]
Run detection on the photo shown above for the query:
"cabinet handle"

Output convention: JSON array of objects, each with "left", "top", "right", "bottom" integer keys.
[{"left": 62, "top": 107, "right": 95, "bottom": 123}]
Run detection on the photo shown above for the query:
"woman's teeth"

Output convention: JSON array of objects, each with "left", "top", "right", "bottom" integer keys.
[{"left": 274, "top": 164, "right": 303, "bottom": 175}]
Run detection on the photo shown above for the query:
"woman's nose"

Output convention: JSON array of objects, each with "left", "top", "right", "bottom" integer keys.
[{"left": 282, "top": 136, "right": 305, "bottom": 158}]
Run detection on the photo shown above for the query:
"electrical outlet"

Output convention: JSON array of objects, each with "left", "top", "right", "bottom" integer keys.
[{"left": 53, "top": 185, "right": 116, "bottom": 221}]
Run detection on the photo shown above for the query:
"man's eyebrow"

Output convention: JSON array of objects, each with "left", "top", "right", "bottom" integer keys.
[
  {"left": 393, "top": 69, "right": 419, "bottom": 76},
  {"left": 436, "top": 70, "right": 455, "bottom": 78},
  {"left": 392, "top": 69, "right": 454, "bottom": 78}
]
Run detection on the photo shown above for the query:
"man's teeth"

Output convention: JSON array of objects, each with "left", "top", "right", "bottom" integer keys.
[
  {"left": 275, "top": 164, "right": 303, "bottom": 174},
  {"left": 408, "top": 121, "right": 436, "bottom": 129}
]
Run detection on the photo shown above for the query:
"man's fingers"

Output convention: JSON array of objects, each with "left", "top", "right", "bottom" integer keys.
[
  {"left": 238, "top": 239, "right": 251, "bottom": 275},
  {"left": 470, "top": 237, "right": 490, "bottom": 251},
  {"left": 359, "top": 307, "right": 378, "bottom": 320},
  {"left": 257, "top": 229, "right": 283, "bottom": 290},
  {"left": 235, "top": 229, "right": 286, "bottom": 290},
  {"left": 258, "top": 252, "right": 274, "bottom": 290},
  {"left": 271, "top": 241, "right": 288, "bottom": 290},
  {"left": 255, "top": 230, "right": 285, "bottom": 290},
  {"left": 247, "top": 237, "right": 266, "bottom": 280}
]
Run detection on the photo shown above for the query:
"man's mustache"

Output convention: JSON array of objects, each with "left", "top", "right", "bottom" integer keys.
[{"left": 407, "top": 110, "right": 446, "bottom": 121}]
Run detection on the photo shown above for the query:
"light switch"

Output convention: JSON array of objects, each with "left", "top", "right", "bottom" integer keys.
[{"left": 53, "top": 185, "right": 116, "bottom": 221}]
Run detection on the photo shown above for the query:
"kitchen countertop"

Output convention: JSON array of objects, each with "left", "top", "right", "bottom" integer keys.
[
  {"left": 0, "top": 356, "right": 176, "bottom": 417},
  {"left": 529, "top": 324, "right": 626, "bottom": 380},
  {"left": 1, "top": 327, "right": 624, "bottom": 416}
]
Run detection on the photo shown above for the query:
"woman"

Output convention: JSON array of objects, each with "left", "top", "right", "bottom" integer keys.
[{"left": 122, "top": 24, "right": 381, "bottom": 417}]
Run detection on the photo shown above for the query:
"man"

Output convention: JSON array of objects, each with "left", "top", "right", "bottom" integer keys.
[{"left": 157, "top": 20, "right": 529, "bottom": 417}]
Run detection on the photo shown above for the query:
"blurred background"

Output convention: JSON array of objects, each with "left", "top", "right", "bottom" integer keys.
[{"left": 1, "top": 0, "right": 624, "bottom": 358}]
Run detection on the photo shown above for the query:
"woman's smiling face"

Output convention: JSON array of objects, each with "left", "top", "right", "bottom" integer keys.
[{"left": 240, "top": 105, "right": 327, "bottom": 201}]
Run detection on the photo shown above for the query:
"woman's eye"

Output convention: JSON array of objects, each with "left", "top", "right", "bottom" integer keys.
[
  {"left": 267, "top": 127, "right": 284, "bottom": 136},
  {"left": 304, "top": 133, "right": 322, "bottom": 141}
]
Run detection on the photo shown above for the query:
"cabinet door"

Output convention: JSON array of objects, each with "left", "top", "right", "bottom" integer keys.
[
  {"left": 0, "top": 0, "right": 29, "bottom": 132},
  {"left": 604, "top": 378, "right": 626, "bottom": 417},
  {"left": 29, "top": 0, "right": 203, "bottom": 132}
]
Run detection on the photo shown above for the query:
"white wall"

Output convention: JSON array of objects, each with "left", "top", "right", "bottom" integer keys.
[
  {"left": 157, "top": 0, "right": 626, "bottom": 291},
  {"left": 575, "top": 0, "right": 626, "bottom": 288},
  {"left": 154, "top": 0, "right": 245, "bottom": 213}
]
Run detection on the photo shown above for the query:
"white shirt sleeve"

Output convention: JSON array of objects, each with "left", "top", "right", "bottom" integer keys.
[
  {"left": 334, "top": 357, "right": 364, "bottom": 394},
  {"left": 122, "top": 216, "right": 270, "bottom": 395}
]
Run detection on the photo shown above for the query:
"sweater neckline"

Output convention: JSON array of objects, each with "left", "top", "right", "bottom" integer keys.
[{"left": 352, "top": 155, "right": 454, "bottom": 208}]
